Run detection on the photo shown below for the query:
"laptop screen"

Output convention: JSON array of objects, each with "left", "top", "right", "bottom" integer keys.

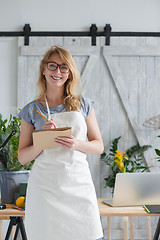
[{"left": 112, "top": 172, "right": 160, "bottom": 207}]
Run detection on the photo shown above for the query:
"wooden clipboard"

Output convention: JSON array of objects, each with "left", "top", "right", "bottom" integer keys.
[{"left": 32, "top": 127, "right": 71, "bottom": 150}]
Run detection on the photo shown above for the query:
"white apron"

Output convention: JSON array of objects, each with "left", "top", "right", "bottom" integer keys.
[{"left": 25, "top": 111, "right": 103, "bottom": 240}]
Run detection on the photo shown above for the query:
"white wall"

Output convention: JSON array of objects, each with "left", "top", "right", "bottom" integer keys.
[
  {"left": 0, "top": 0, "right": 160, "bottom": 118},
  {"left": 0, "top": 38, "right": 18, "bottom": 118},
  {"left": 0, "top": 0, "right": 160, "bottom": 32}
]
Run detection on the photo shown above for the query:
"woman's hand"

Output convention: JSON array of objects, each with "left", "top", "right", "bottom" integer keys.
[
  {"left": 54, "top": 136, "right": 79, "bottom": 150},
  {"left": 42, "top": 119, "right": 56, "bottom": 129},
  {"left": 54, "top": 109, "right": 104, "bottom": 154}
]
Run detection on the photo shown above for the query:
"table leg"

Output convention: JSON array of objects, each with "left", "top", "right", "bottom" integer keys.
[
  {"left": 11, "top": 225, "right": 16, "bottom": 240},
  {"left": 5, "top": 217, "right": 27, "bottom": 240},
  {"left": 5, "top": 218, "right": 16, "bottom": 240},
  {"left": 18, "top": 217, "right": 27, "bottom": 239},
  {"left": 147, "top": 216, "right": 151, "bottom": 240},
  {"left": 129, "top": 216, "right": 134, "bottom": 240},
  {"left": 0, "top": 220, "right": 2, "bottom": 240},
  {"left": 153, "top": 217, "right": 160, "bottom": 240},
  {"left": 123, "top": 217, "right": 128, "bottom": 240},
  {"left": 13, "top": 224, "right": 20, "bottom": 240},
  {"left": 107, "top": 216, "right": 111, "bottom": 240}
]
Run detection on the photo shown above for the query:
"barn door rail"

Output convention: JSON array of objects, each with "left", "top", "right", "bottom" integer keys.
[{"left": 0, "top": 23, "right": 160, "bottom": 46}]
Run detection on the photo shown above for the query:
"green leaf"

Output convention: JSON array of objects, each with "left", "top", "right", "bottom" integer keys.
[
  {"left": 126, "top": 144, "right": 151, "bottom": 158},
  {"left": 155, "top": 149, "right": 160, "bottom": 156},
  {"left": 0, "top": 113, "right": 34, "bottom": 171},
  {"left": 110, "top": 136, "right": 121, "bottom": 154},
  {"left": 104, "top": 175, "right": 116, "bottom": 189},
  {"left": 100, "top": 152, "right": 106, "bottom": 160}
]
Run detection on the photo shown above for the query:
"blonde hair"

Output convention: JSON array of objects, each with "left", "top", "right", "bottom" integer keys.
[{"left": 37, "top": 46, "right": 81, "bottom": 111}]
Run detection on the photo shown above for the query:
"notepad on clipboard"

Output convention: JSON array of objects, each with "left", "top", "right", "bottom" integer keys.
[{"left": 32, "top": 127, "right": 71, "bottom": 150}]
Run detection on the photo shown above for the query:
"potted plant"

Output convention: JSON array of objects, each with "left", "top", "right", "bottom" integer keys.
[
  {"left": 0, "top": 113, "right": 34, "bottom": 203},
  {"left": 101, "top": 136, "right": 152, "bottom": 190}
]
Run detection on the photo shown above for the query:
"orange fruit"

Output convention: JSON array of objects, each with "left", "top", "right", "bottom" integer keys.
[{"left": 16, "top": 196, "right": 25, "bottom": 208}]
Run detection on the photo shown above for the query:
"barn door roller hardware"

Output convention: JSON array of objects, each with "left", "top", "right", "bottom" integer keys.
[
  {"left": 89, "top": 24, "right": 98, "bottom": 46},
  {"left": 23, "top": 23, "right": 101, "bottom": 46},
  {"left": 104, "top": 24, "right": 112, "bottom": 45},
  {"left": 23, "top": 23, "right": 103, "bottom": 46},
  {"left": 23, "top": 24, "right": 31, "bottom": 46},
  {"left": 0, "top": 24, "right": 160, "bottom": 46}
]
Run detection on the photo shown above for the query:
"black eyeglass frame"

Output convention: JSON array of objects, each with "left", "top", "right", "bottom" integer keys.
[{"left": 46, "top": 62, "right": 70, "bottom": 73}]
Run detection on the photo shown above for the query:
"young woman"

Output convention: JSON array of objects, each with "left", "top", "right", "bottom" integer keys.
[{"left": 18, "top": 46, "right": 104, "bottom": 240}]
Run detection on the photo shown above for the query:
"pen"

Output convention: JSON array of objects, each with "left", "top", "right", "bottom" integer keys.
[
  {"left": 36, "top": 110, "right": 56, "bottom": 128},
  {"left": 12, "top": 206, "right": 25, "bottom": 211}
]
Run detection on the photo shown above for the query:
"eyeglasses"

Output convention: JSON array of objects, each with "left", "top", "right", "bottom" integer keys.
[{"left": 46, "top": 62, "right": 70, "bottom": 73}]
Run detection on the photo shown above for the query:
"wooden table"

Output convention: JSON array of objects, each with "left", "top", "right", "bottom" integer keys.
[
  {"left": 0, "top": 200, "right": 160, "bottom": 240},
  {"left": 0, "top": 204, "right": 26, "bottom": 240},
  {"left": 98, "top": 198, "right": 160, "bottom": 240}
]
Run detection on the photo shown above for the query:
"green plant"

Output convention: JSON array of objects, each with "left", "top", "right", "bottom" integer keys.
[
  {"left": 100, "top": 136, "right": 152, "bottom": 189},
  {"left": 0, "top": 113, "right": 34, "bottom": 171}
]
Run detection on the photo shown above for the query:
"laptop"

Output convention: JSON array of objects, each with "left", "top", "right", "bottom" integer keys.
[{"left": 103, "top": 172, "right": 160, "bottom": 207}]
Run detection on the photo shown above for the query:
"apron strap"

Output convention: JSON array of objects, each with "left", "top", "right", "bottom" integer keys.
[{"left": 45, "top": 95, "right": 51, "bottom": 121}]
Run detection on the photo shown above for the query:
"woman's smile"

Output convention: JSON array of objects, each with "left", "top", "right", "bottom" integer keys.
[{"left": 51, "top": 75, "right": 62, "bottom": 80}]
